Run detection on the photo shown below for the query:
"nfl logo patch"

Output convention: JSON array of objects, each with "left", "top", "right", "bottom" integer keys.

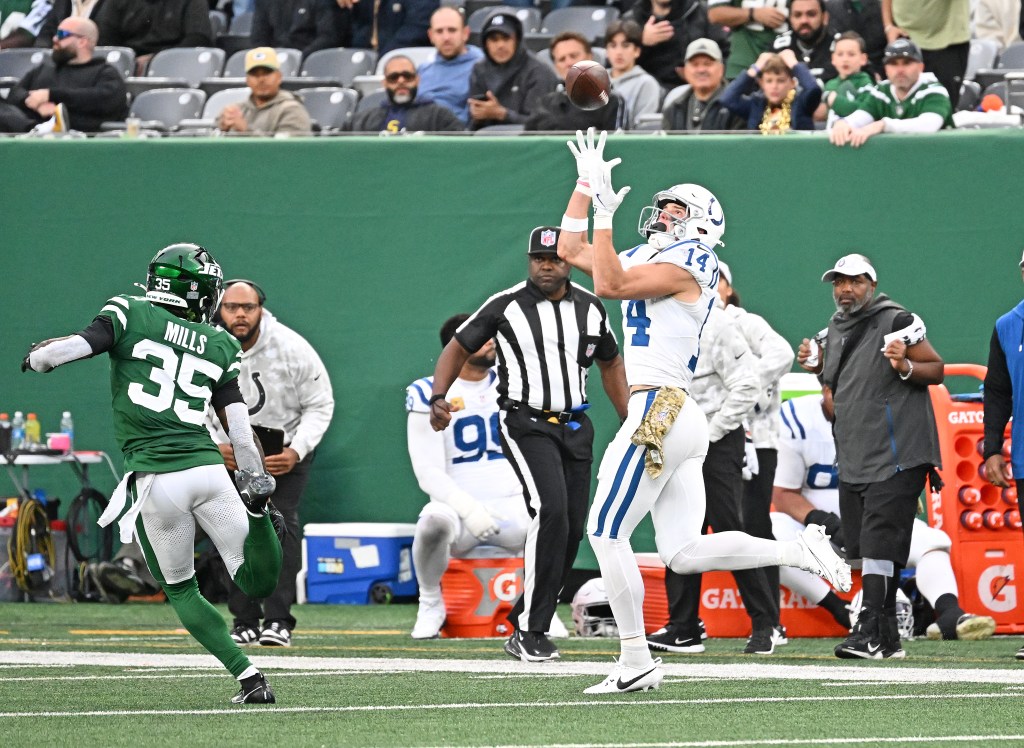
[
  {"left": 541, "top": 230, "right": 556, "bottom": 247},
  {"left": 190, "top": 281, "right": 199, "bottom": 291},
  {"left": 586, "top": 343, "right": 596, "bottom": 357}
]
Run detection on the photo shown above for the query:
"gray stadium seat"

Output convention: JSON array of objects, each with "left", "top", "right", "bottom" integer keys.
[
  {"left": 355, "top": 88, "right": 387, "bottom": 113},
  {"left": 375, "top": 47, "right": 436, "bottom": 75},
  {"left": 147, "top": 47, "right": 226, "bottom": 87},
  {"left": 128, "top": 88, "right": 207, "bottom": 130},
  {"left": 997, "top": 41, "right": 1024, "bottom": 69},
  {"left": 540, "top": 6, "right": 619, "bottom": 43},
  {"left": 473, "top": 123, "right": 524, "bottom": 134},
  {"left": 209, "top": 10, "right": 228, "bottom": 37},
  {"left": 223, "top": 47, "right": 302, "bottom": 77},
  {"left": 966, "top": 37, "right": 1000, "bottom": 80},
  {"left": 296, "top": 87, "right": 359, "bottom": 131},
  {"left": 300, "top": 47, "right": 377, "bottom": 87},
  {"left": 0, "top": 48, "right": 49, "bottom": 80},
  {"left": 201, "top": 86, "right": 251, "bottom": 118},
  {"left": 94, "top": 47, "right": 136, "bottom": 79},
  {"left": 661, "top": 84, "right": 690, "bottom": 113},
  {"left": 958, "top": 79, "right": 981, "bottom": 112}
]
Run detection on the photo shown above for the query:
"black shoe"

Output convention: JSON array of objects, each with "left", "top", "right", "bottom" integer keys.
[
  {"left": 230, "top": 624, "right": 260, "bottom": 645},
  {"left": 835, "top": 608, "right": 883, "bottom": 660},
  {"left": 1016, "top": 645, "right": 1024, "bottom": 661},
  {"left": 742, "top": 628, "right": 775, "bottom": 655},
  {"left": 504, "top": 630, "right": 559, "bottom": 662},
  {"left": 237, "top": 470, "right": 276, "bottom": 516},
  {"left": 259, "top": 622, "right": 292, "bottom": 647},
  {"left": 231, "top": 673, "right": 276, "bottom": 704},
  {"left": 266, "top": 500, "right": 286, "bottom": 544},
  {"left": 647, "top": 625, "right": 705, "bottom": 653},
  {"left": 879, "top": 612, "right": 906, "bottom": 659},
  {"left": 772, "top": 625, "right": 789, "bottom": 646}
]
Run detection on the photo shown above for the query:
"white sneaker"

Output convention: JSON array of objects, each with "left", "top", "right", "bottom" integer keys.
[
  {"left": 547, "top": 612, "right": 570, "bottom": 638},
  {"left": 584, "top": 658, "right": 664, "bottom": 695},
  {"left": 411, "top": 598, "right": 446, "bottom": 639},
  {"left": 796, "top": 524, "right": 852, "bottom": 592}
]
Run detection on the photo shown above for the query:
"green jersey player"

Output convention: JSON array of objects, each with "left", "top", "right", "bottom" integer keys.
[{"left": 21, "top": 243, "right": 283, "bottom": 705}]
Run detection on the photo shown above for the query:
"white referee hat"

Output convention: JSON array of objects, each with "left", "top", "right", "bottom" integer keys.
[{"left": 822, "top": 253, "right": 877, "bottom": 283}]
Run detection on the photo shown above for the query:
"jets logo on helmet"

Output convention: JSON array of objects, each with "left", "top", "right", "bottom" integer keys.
[
  {"left": 571, "top": 578, "right": 619, "bottom": 637},
  {"left": 637, "top": 183, "right": 725, "bottom": 250},
  {"left": 144, "top": 242, "right": 225, "bottom": 324}
]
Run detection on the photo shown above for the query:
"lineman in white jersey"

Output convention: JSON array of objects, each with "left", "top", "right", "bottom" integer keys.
[
  {"left": 405, "top": 315, "right": 533, "bottom": 639},
  {"left": 557, "top": 128, "right": 851, "bottom": 694},
  {"left": 773, "top": 389, "right": 996, "bottom": 641}
]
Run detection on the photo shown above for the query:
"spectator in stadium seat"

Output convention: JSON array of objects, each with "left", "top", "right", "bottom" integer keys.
[
  {"left": 661, "top": 37, "right": 744, "bottom": 130},
  {"left": 467, "top": 11, "right": 557, "bottom": 130},
  {"left": 35, "top": 0, "right": 107, "bottom": 49},
  {"left": 826, "top": 0, "right": 885, "bottom": 80},
  {"left": 524, "top": 31, "right": 625, "bottom": 131},
  {"left": 0, "top": 16, "right": 127, "bottom": 133},
  {"left": 0, "top": 0, "right": 53, "bottom": 49},
  {"left": 339, "top": 0, "right": 435, "bottom": 54},
  {"left": 814, "top": 30, "right": 873, "bottom": 126},
  {"left": 417, "top": 6, "right": 484, "bottom": 126},
  {"left": 771, "top": 0, "right": 837, "bottom": 83},
  {"left": 828, "top": 38, "right": 953, "bottom": 148},
  {"left": 348, "top": 53, "right": 462, "bottom": 132},
  {"left": 721, "top": 49, "right": 822, "bottom": 132},
  {"left": 95, "top": 0, "right": 212, "bottom": 73},
  {"left": 605, "top": 19, "right": 661, "bottom": 128},
  {"left": 250, "top": 0, "right": 350, "bottom": 58},
  {"left": 708, "top": 0, "right": 789, "bottom": 81},
  {"left": 217, "top": 47, "right": 312, "bottom": 135},
  {"left": 882, "top": 0, "right": 969, "bottom": 108},
  {"left": 623, "top": 0, "right": 726, "bottom": 90}
]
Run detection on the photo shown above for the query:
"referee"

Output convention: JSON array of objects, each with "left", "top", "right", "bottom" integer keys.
[{"left": 429, "top": 225, "right": 628, "bottom": 662}]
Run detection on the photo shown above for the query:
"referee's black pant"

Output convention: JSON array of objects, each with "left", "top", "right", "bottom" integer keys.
[
  {"left": 664, "top": 427, "right": 779, "bottom": 634},
  {"left": 499, "top": 406, "right": 594, "bottom": 633}
]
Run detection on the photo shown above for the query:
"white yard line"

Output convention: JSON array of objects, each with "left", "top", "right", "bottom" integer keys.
[{"left": 472, "top": 739, "right": 1024, "bottom": 748}]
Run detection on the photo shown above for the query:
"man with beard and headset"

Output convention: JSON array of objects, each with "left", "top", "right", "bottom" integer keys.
[
  {"left": 557, "top": 128, "right": 852, "bottom": 694},
  {"left": 0, "top": 16, "right": 126, "bottom": 133},
  {"left": 349, "top": 54, "right": 463, "bottom": 133}
]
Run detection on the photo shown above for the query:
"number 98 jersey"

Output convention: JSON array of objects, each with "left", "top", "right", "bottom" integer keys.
[
  {"left": 98, "top": 295, "right": 241, "bottom": 473},
  {"left": 406, "top": 370, "right": 520, "bottom": 503}
]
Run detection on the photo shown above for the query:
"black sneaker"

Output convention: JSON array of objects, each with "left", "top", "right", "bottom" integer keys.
[
  {"left": 742, "top": 628, "right": 775, "bottom": 655},
  {"left": 230, "top": 624, "right": 260, "bottom": 645},
  {"left": 231, "top": 672, "right": 276, "bottom": 704},
  {"left": 835, "top": 608, "right": 883, "bottom": 659},
  {"left": 237, "top": 469, "right": 276, "bottom": 516},
  {"left": 698, "top": 617, "right": 708, "bottom": 640},
  {"left": 772, "top": 625, "right": 789, "bottom": 646},
  {"left": 880, "top": 613, "right": 906, "bottom": 660},
  {"left": 1016, "top": 645, "right": 1024, "bottom": 661},
  {"left": 647, "top": 625, "right": 705, "bottom": 654},
  {"left": 504, "top": 630, "right": 559, "bottom": 662},
  {"left": 259, "top": 622, "right": 291, "bottom": 647}
]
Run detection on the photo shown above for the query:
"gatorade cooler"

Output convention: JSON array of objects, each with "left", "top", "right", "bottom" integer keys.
[
  {"left": 637, "top": 553, "right": 860, "bottom": 638},
  {"left": 302, "top": 523, "right": 418, "bottom": 604},
  {"left": 440, "top": 547, "right": 524, "bottom": 638}
]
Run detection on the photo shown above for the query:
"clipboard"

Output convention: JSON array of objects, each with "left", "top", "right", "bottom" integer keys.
[{"left": 252, "top": 425, "right": 285, "bottom": 456}]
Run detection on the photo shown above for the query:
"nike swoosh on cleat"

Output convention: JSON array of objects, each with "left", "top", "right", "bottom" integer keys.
[
  {"left": 867, "top": 643, "right": 881, "bottom": 654},
  {"left": 616, "top": 666, "right": 657, "bottom": 691}
]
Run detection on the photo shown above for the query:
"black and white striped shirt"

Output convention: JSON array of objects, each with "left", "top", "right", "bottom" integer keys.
[{"left": 456, "top": 279, "right": 619, "bottom": 413}]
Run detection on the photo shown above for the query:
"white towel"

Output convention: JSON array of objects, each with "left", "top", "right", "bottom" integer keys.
[{"left": 97, "top": 472, "right": 156, "bottom": 544}]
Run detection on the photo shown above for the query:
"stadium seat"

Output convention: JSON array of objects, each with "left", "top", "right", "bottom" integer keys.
[
  {"left": 350, "top": 74, "right": 385, "bottom": 97},
  {"left": 966, "top": 37, "right": 1001, "bottom": 80},
  {"left": 355, "top": 88, "right": 387, "bottom": 113},
  {"left": 223, "top": 47, "right": 302, "bottom": 77},
  {"left": 176, "top": 86, "right": 249, "bottom": 130},
  {"left": 93, "top": 46, "right": 136, "bottom": 79},
  {"left": 300, "top": 47, "right": 377, "bottom": 87},
  {"left": 661, "top": 83, "right": 690, "bottom": 112},
  {"left": 296, "top": 87, "right": 358, "bottom": 131},
  {"left": 209, "top": 10, "right": 228, "bottom": 37},
  {"left": 541, "top": 6, "right": 619, "bottom": 43},
  {"left": 521, "top": 32, "right": 554, "bottom": 53},
  {"left": 958, "top": 79, "right": 981, "bottom": 112},
  {"left": 0, "top": 48, "right": 49, "bottom": 80},
  {"left": 125, "top": 88, "right": 206, "bottom": 130},
  {"left": 465, "top": 0, "right": 505, "bottom": 19},
  {"left": 229, "top": 11, "right": 253, "bottom": 35},
  {"left": 984, "top": 77, "right": 1024, "bottom": 110},
  {"left": 631, "top": 112, "right": 662, "bottom": 130},
  {"left": 997, "top": 40, "right": 1024, "bottom": 69},
  {"left": 473, "top": 123, "right": 524, "bottom": 134},
  {"left": 375, "top": 47, "right": 436, "bottom": 74},
  {"left": 147, "top": 47, "right": 226, "bottom": 87}
]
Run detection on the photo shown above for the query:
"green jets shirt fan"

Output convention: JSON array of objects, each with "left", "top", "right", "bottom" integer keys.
[
  {"left": 857, "top": 75, "right": 954, "bottom": 128},
  {"left": 98, "top": 295, "right": 242, "bottom": 473}
]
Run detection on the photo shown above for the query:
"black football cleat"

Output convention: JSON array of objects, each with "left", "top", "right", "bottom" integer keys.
[{"left": 231, "top": 673, "right": 276, "bottom": 704}]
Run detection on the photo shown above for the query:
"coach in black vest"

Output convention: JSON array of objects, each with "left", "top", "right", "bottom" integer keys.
[
  {"left": 798, "top": 252, "right": 943, "bottom": 661},
  {"left": 429, "top": 226, "right": 628, "bottom": 662}
]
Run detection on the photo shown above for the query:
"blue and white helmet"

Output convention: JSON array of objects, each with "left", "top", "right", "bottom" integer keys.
[
  {"left": 571, "top": 578, "right": 619, "bottom": 637},
  {"left": 638, "top": 183, "right": 725, "bottom": 250}
]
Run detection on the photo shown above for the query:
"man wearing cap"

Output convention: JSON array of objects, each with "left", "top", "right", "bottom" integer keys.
[
  {"left": 428, "top": 226, "right": 628, "bottom": 663},
  {"left": 982, "top": 251, "right": 1024, "bottom": 661},
  {"left": 798, "top": 253, "right": 944, "bottom": 660},
  {"left": 621, "top": 0, "right": 724, "bottom": 89},
  {"left": 828, "top": 38, "right": 953, "bottom": 147},
  {"left": 348, "top": 54, "right": 463, "bottom": 132},
  {"left": 217, "top": 47, "right": 312, "bottom": 135},
  {"left": 662, "top": 38, "right": 747, "bottom": 130},
  {"left": 882, "top": 0, "right": 969, "bottom": 107},
  {"left": 467, "top": 10, "right": 558, "bottom": 130}
]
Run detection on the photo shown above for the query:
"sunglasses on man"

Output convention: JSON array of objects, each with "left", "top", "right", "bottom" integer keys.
[
  {"left": 54, "top": 29, "right": 84, "bottom": 40},
  {"left": 385, "top": 71, "right": 417, "bottom": 83}
]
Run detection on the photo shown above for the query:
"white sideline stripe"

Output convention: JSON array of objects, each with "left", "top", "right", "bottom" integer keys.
[
  {"left": 0, "top": 651, "right": 1021, "bottom": 684},
  {"left": 476, "top": 739, "right": 1024, "bottom": 748},
  {"left": 0, "top": 693, "right": 1016, "bottom": 719}
]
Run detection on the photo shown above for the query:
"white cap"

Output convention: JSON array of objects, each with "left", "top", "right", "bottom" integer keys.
[
  {"left": 718, "top": 260, "right": 732, "bottom": 286},
  {"left": 821, "top": 253, "right": 877, "bottom": 283}
]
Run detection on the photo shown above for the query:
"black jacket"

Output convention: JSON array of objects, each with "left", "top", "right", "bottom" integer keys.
[
  {"left": 8, "top": 57, "right": 128, "bottom": 132},
  {"left": 468, "top": 44, "right": 558, "bottom": 129},
  {"left": 37, "top": 0, "right": 109, "bottom": 46},
  {"left": 96, "top": 0, "right": 213, "bottom": 57},
  {"left": 350, "top": 0, "right": 437, "bottom": 55},
  {"left": 661, "top": 84, "right": 744, "bottom": 131},
  {"left": 348, "top": 98, "right": 464, "bottom": 132},
  {"left": 622, "top": 0, "right": 728, "bottom": 89},
  {"left": 251, "top": 0, "right": 351, "bottom": 57},
  {"left": 826, "top": 0, "right": 885, "bottom": 80},
  {"left": 524, "top": 88, "right": 626, "bottom": 131}
]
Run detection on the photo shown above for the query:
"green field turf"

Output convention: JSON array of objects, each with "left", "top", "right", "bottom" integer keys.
[{"left": 1, "top": 601, "right": 1022, "bottom": 747}]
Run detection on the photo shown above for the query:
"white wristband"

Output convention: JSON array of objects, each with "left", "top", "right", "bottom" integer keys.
[
  {"left": 560, "top": 214, "right": 589, "bottom": 233},
  {"left": 593, "top": 214, "right": 613, "bottom": 231}
]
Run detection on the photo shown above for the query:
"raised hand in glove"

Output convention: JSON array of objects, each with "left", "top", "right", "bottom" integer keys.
[
  {"left": 580, "top": 129, "right": 629, "bottom": 218},
  {"left": 236, "top": 469, "right": 277, "bottom": 503},
  {"left": 461, "top": 501, "right": 500, "bottom": 541},
  {"left": 567, "top": 128, "right": 593, "bottom": 195},
  {"left": 805, "top": 509, "right": 845, "bottom": 549}
]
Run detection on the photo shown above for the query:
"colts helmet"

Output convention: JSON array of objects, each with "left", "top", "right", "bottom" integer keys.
[
  {"left": 848, "top": 588, "right": 915, "bottom": 640},
  {"left": 637, "top": 183, "right": 725, "bottom": 250},
  {"left": 571, "top": 578, "right": 619, "bottom": 637},
  {"left": 145, "top": 243, "right": 224, "bottom": 324}
]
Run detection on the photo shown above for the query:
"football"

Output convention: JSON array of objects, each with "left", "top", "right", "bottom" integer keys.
[{"left": 565, "top": 60, "right": 611, "bottom": 111}]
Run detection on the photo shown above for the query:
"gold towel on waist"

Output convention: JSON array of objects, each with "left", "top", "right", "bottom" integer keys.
[{"left": 630, "top": 386, "right": 687, "bottom": 479}]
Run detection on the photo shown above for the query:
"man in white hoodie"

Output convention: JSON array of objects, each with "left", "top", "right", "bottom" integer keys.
[{"left": 209, "top": 279, "right": 335, "bottom": 648}]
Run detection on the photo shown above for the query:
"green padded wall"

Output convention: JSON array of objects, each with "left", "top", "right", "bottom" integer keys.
[{"left": 2, "top": 131, "right": 1022, "bottom": 568}]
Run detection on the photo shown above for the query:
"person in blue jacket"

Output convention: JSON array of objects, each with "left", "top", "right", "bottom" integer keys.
[{"left": 720, "top": 47, "right": 822, "bottom": 132}]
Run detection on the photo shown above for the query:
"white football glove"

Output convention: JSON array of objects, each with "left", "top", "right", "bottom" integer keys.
[
  {"left": 461, "top": 502, "right": 500, "bottom": 541},
  {"left": 567, "top": 129, "right": 592, "bottom": 194},
  {"left": 742, "top": 437, "right": 759, "bottom": 481},
  {"left": 580, "top": 128, "right": 629, "bottom": 218}
]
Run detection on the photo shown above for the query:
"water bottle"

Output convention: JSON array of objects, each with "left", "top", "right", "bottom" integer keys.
[
  {"left": 11, "top": 411, "right": 25, "bottom": 451},
  {"left": 24, "top": 413, "right": 41, "bottom": 450},
  {"left": 0, "top": 413, "right": 10, "bottom": 452},
  {"left": 60, "top": 411, "right": 74, "bottom": 452}
]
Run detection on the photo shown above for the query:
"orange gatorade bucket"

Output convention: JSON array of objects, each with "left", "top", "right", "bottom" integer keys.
[{"left": 440, "top": 555, "right": 524, "bottom": 638}]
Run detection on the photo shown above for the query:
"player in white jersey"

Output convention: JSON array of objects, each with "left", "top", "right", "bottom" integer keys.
[
  {"left": 557, "top": 128, "right": 851, "bottom": 693},
  {"left": 773, "top": 389, "right": 996, "bottom": 641},
  {"left": 405, "top": 315, "right": 532, "bottom": 639}
]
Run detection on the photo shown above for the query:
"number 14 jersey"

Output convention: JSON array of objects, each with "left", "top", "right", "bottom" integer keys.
[{"left": 98, "top": 295, "right": 241, "bottom": 473}]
